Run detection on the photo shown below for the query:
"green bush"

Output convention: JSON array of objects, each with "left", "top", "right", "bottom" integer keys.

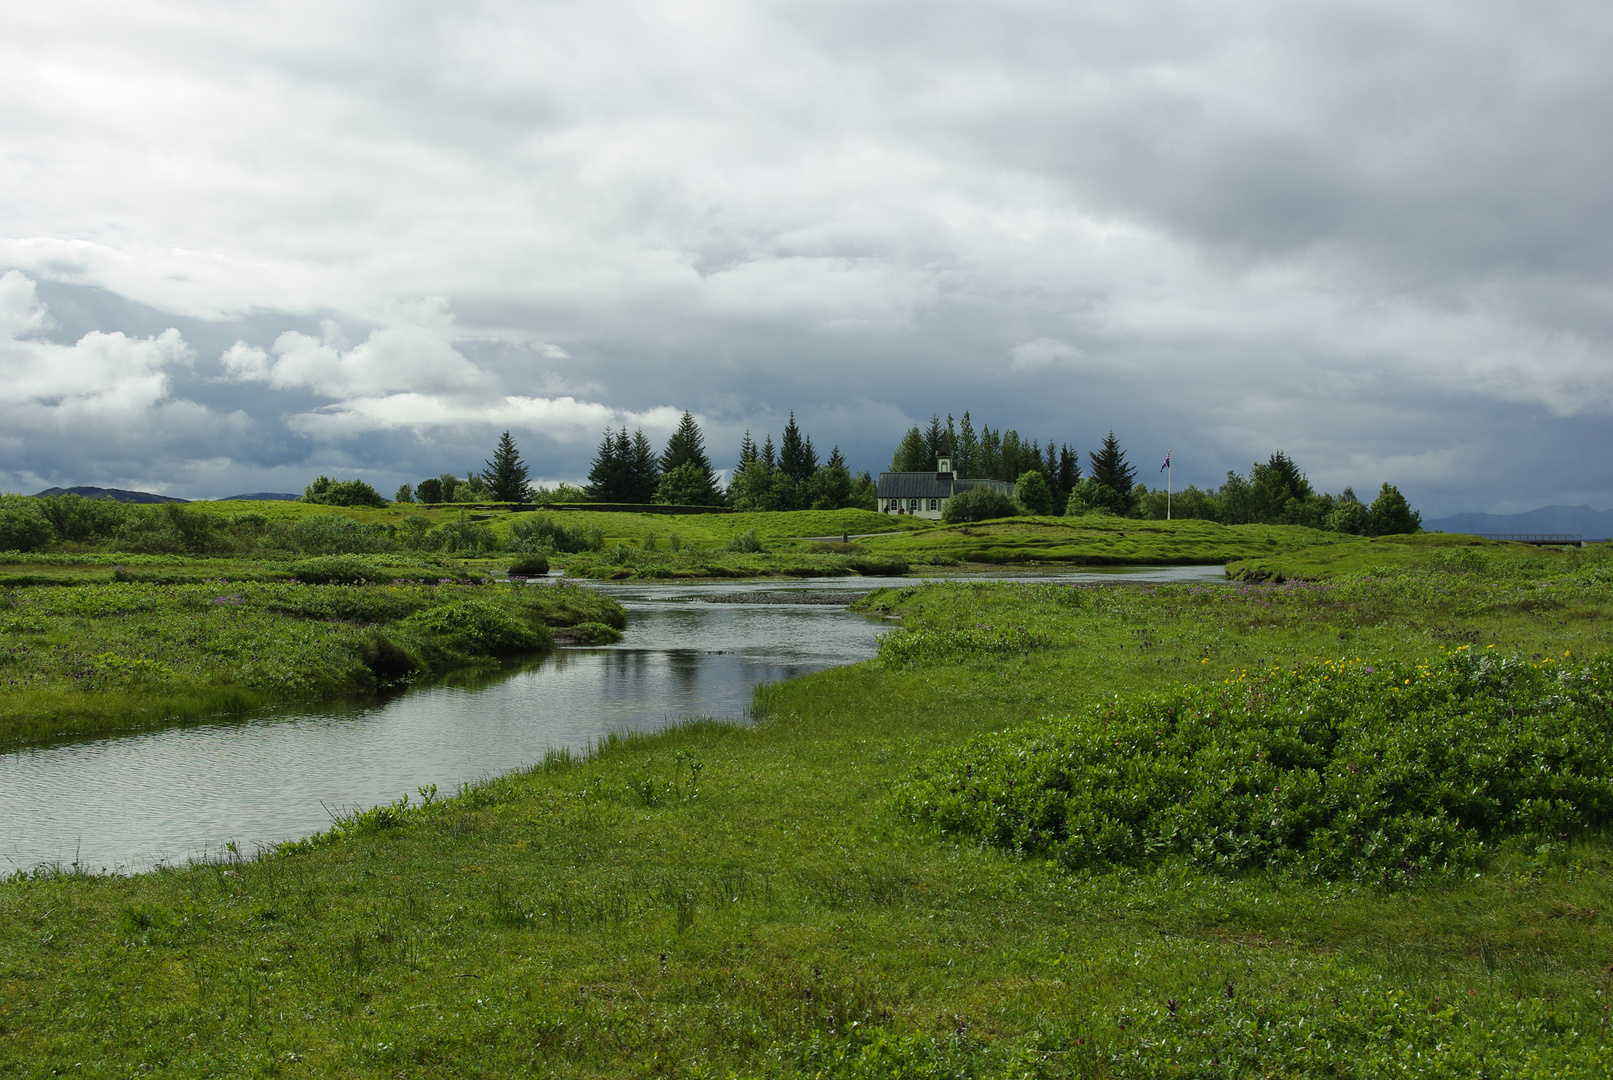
[
  {"left": 404, "top": 599, "right": 550, "bottom": 654},
  {"left": 506, "top": 515, "right": 604, "bottom": 554},
  {"left": 726, "top": 529, "right": 763, "bottom": 553},
  {"left": 941, "top": 486, "right": 1016, "bottom": 524},
  {"left": 302, "top": 476, "right": 388, "bottom": 508},
  {"left": 896, "top": 651, "right": 1613, "bottom": 882},
  {"left": 1013, "top": 470, "right": 1055, "bottom": 515},
  {"left": 566, "top": 621, "right": 623, "bottom": 644},
  {"left": 0, "top": 496, "right": 52, "bottom": 552},
  {"left": 435, "top": 519, "right": 498, "bottom": 554},
  {"left": 285, "top": 514, "right": 396, "bottom": 555}
]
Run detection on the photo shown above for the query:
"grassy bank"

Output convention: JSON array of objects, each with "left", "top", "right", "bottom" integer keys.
[
  {"left": 2, "top": 548, "right": 1611, "bottom": 1075},
  {"left": 1223, "top": 529, "right": 1605, "bottom": 581},
  {"left": 0, "top": 575, "right": 625, "bottom": 747},
  {"left": 856, "top": 515, "right": 1357, "bottom": 568}
]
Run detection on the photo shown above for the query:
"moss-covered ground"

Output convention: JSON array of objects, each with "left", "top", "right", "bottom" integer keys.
[{"left": 3, "top": 546, "right": 1611, "bottom": 1076}]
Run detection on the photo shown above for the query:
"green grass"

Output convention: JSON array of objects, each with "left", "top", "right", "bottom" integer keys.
[
  {"left": 3, "top": 547, "right": 1613, "bottom": 1074},
  {"left": 858, "top": 515, "right": 1360, "bottom": 567},
  {"left": 1223, "top": 530, "right": 1605, "bottom": 581},
  {"left": 0, "top": 578, "right": 625, "bottom": 747}
]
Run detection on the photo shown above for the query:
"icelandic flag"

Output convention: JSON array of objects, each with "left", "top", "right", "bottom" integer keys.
[{"left": 1160, "top": 452, "right": 1171, "bottom": 472}]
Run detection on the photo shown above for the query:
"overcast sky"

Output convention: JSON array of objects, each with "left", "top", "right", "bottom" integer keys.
[{"left": 2, "top": 1, "right": 1610, "bottom": 514}]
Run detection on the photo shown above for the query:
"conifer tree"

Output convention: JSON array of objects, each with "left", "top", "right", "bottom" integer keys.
[
  {"left": 956, "top": 412, "right": 979, "bottom": 477},
  {"left": 807, "top": 445, "right": 854, "bottom": 509},
  {"left": 627, "top": 429, "right": 660, "bottom": 502},
  {"left": 659, "top": 412, "right": 721, "bottom": 505},
  {"left": 736, "top": 430, "right": 759, "bottom": 475},
  {"left": 779, "top": 412, "right": 819, "bottom": 483},
  {"left": 585, "top": 427, "right": 629, "bottom": 501},
  {"left": 480, "top": 430, "right": 532, "bottom": 503},
  {"left": 922, "top": 414, "right": 947, "bottom": 467},
  {"left": 891, "top": 426, "right": 928, "bottom": 471},
  {"left": 1088, "top": 431, "right": 1137, "bottom": 502},
  {"left": 1056, "top": 444, "right": 1081, "bottom": 502},
  {"left": 760, "top": 435, "right": 777, "bottom": 472}
]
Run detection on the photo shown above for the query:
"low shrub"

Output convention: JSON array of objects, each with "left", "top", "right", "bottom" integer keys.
[
  {"left": 285, "top": 514, "right": 396, "bottom": 555},
  {"left": 726, "top": 529, "right": 763, "bottom": 553},
  {"left": 404, "top": 599, "right": 551, "bottom": 654},
  {"left": 895, "top": 651, "right": 1613, "bottom": 882},
  {"left": 506, "top": 515, "right": 604, "bottom": 554},
  {"left": 565, "top": 621, "right": 624, "bottom": 645},
  {"left": 941, "top": 486, "right": 1017, "bottom": 524},
  {"left": 302, "top": 476, "right": 388, "bottom": 508}
]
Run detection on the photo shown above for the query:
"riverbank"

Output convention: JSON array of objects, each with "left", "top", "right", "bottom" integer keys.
[
  {"left": 3, "top": 547, "right": 1610, "bottom": 1075},
  {"left": 0, "top": 576, "right": 625, "bottom": 747}
]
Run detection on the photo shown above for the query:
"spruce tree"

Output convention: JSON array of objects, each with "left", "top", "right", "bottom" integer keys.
[
  {"left": 779, "top": 412, "right": 818, "bottom": 483},
  {"left": 760, "top": 435, "right": 777, "bottom": 472},
  {"left": 659, "top": 412, "right": 720, "bottom": 505},
  {"left": 956, "top": 412, "right": 979, "bottom": 477},
  {"left": 1056, "top": 444, "right": 1081, "bottom": 502},
  {"left": 808, "top": 445, "right": 854, "bottom": 509},
  {"left": 480, "top": 430, "right": 532, "bottom": 503},
  {"left": 736, "top": 430, "right": 758, "bottom": 475},
  {"left": 891, "top": 426, "right": 928, "bottom": 471},
  {"left": 585, "top": 427, "right": 628, "bottom": 502},
  {"left": 922, "top": 414, "right": 947, "bottom": 466},
  {"left": 1088, "top": 431, "right": 1137, "bottom": 502},
  {"left": 627, "top": 429, "right": 660, "bottom": 502}
]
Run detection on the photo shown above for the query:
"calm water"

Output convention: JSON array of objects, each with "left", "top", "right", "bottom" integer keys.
[{"left": 0, "top": 566, "right": 1222, "bottom": 874}]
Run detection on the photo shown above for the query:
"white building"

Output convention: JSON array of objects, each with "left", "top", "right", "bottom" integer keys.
[{"left": 876, "top": 450, "right": 1016, "bottom": 520}]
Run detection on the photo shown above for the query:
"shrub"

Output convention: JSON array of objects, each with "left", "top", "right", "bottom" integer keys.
[
  {"left": 405, "top": 600, "right": 550, "bottom": 654},
  {"left": 285, "top": 514, "right": 396, "bottom": 555},
  {"left": 507, "top": 515, "right": 604, "bottom": 554},
  {"left": 1064, "top": 477, "right": 1127, "bottom": 516},
  {"left": 435, "top": 520, "right": 498, "bottom": 554},
  {"left": 941, "top": 486, "right": 1016, "bottom": 524},
  {"left": 566, "top": 621, "right": 624, "bottom": 645},
  {"left": 1013, "top": 470, "right": 1055, "bottom": 515},
  {"left": 895, "top": 652, "right": 1613, "bottom": 882},
  {"left": 0, "top": 496, "right": 52, "bottom": 552},
  {"left": 302, "top": 476, "right": 388, "bottom": 508},
  {"left": 725, "top": 529, "right": 763, "bottom": 553},
  {"left": 508, "top": 555, "right": 550, "bottom": 577}
]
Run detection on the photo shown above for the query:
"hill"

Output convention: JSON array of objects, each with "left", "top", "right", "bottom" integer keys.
[
  {"left": 1426, "top": 503, "right": 1613, "bottom": 540},
  {"left": 216, "top": 492, "right": 301, "bottom": 501},
  {"left": 31, "top": 486, "right": 187, "bottom": 504}
]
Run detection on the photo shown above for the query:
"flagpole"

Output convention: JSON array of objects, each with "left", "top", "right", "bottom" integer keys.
[{"left": 1166, "top": 451, "right": 1172, "bottom": 521}]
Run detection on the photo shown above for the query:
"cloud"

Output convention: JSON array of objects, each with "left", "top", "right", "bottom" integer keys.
[
  {"left": 1009, "top": 338, "right": 1084, "bottom": 371},
  {"left": 3, "top": 3, "right": 1613, "bottom": 511}
]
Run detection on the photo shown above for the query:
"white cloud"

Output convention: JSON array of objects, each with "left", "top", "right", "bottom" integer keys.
[
  {"left": 1009, "top": 338, "right": 1084, "bottom": 371},
  {"left": 226, "top": 323, "right": 498, "bottom": 399}
]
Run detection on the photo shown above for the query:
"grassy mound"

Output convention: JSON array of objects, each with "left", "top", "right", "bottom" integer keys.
[{"left": 896, "top": 651, "right": 1613, "bottom": 882}]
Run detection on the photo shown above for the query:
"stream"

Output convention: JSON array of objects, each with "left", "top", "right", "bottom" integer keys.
[{"left": 0, "top": 566, "right": 1222, "bottom": 874}]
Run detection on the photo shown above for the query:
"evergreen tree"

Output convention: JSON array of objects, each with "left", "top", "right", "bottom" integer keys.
[
  {"left": 848, "top": 471, "right": 878, "bottom": 511},
  {"left": 480, "top": 430, "right": 532, "bottom": 503},
  {"left": 807, "top": 446, "right": 854, "bottom": 509},
  {"left": 728, "top": 459, "right": 776, "bottom": 511},
  {"left": 945, "top": 415, "right": 959, "bottom": 467},
  {"left": 1000, "top": 430, "right": 1024, "bottom": 482},
  {"left": 659, "top": 412, "right": 721, "bottom": 505},
  {"left": 760, "top": 435, "right": 777, "bottom": 472},
  {"left": 585, "top": 427, "right": 629, "bottom": 502},
  {"left": 1056, "top": 444, "right": 1081, "bottom": 503},
  {"left": 779, "top": 412, "right": 819, "bottom": 483},
  {"left": 923, "top": 414, "right": 947, "bottom": 466},
  {"left": 1088, "top": 432, "right": 1137, "bottom": 503},
  {"left": 891, "top": 426, "right": 929, "bottom": 471},
  {"left": 977, "top": 425, "right": 1001, "bottom": 480},
  {"left": 736, "top": 430, "right": 759, "bottom": 475},
  {"left": 956, "top": 412, "right": 979, "bottom": 477},
  {"left": 627, "top": 429, "right": 660, "bottom": 502},
  {"left": 1043, "top": 440, "right": 1058, "bottom": 481},
  {"left": 1368, "top": 482, "right": 1421, "bottom": 536}
]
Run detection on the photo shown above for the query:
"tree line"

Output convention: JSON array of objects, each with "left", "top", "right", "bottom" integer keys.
[{"left": 890, "top": 416, "right": 1420, "bottom": 534}]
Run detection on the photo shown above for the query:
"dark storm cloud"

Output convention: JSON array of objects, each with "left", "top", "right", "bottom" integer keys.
[{"left": 1, "top": 1, "right": 1609, "bottom": 512}]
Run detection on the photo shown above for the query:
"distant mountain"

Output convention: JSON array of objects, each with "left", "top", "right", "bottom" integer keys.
[
  {"left": 217, "top": 492, "right": 302, "bottom": 501},
  {"left": 33, "top": 486, "right": 187, "bottom": 504},
  {"left": 1425, "top": 504, "right": 1613, "bottom": 541}
]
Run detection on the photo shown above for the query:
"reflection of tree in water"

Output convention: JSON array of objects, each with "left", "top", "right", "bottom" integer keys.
[
  {"left": 666, "top": 650, "right": 701, "bottom": 693},
  {"left": 598, "top": 649, "right": 655, "bottom": 698}
]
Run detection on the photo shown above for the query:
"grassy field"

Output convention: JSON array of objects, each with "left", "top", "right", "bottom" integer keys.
[
  {"left": 1223, "top": 529, "right": 1606, "bottom": 581},
  {"left": 3, "top": 545, "right": 1611, "bottom": 1076},
  {"left": 854, "top": 515, "right": 1358, "bottom": 568},
  {"left": 0, "top": 573, "right": 625, "bottom": 747}
]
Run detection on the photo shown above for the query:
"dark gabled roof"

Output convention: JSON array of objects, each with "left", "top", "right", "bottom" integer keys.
[{"left": 877, "top": 472, "right": 955, "bottom": 498}]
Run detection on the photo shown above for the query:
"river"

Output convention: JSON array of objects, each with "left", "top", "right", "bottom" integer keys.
[{"left": 0, "top": 566, "right": 1222, "bottom": 874}]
